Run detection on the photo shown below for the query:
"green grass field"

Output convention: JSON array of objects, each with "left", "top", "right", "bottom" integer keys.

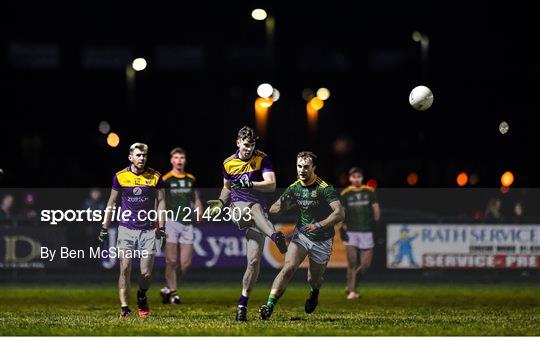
[{"left": 1, "top": 282, "right": 539, "bottom": 336}]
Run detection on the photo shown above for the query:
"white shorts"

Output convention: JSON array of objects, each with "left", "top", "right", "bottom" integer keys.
[
  {"left": 292, "top": 231, "right": 333, "bottom": 265},
  {"left": 117, "top": 226, "right": 157, "bottom": 254},
  {"left": 344, "top": 231, "right": 374, "bottom": 250},
  {"left": 165, "top": 220, "right": 194, "bottom": 245}
]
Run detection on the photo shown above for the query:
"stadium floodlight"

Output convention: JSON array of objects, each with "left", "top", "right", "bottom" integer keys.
[
  {"left": 257, "top": 83, "right": 274, "bottom": 98},
  {"left": 132, "top": 58, "right": 147, "bottom": 71},
  {"left": 271, "top": 88, "right": 280, "bottom": 102},
  {"left": 316, "top": 88, "right": 331, "bottom": 101},
  {"left": 309, "top": 97, "right": 324, "bottom": 110},
  {"left": 501, "top": 171, "right": 514, "bottom": 187},
  {"left": 107, "top": 132, "right": 120, "bottom": 148},
  {"left": 251, "top": 8, "right": 268, "bottom": 21},
  {"left": 407, "top": 172, "right": 418, "bottom": 186},
  {"left": 499, "top": 121, "right": 509, "bottom": 134},
  {"left": 256, "top": 97, "right": 273, "bottom": 109},
  {"left": 456, "top": 172, "right": 468, "bottom": 187},
  {"left": 98, "top": 121, "right": 111, "bottom": 135}
]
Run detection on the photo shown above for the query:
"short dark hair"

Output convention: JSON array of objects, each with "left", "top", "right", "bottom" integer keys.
[
  {"left": 237, "top": 126, "right": 259, "bottom": 142},
  {"left": 170, "top": 147, "right": 186, "bottom": 158},
  {"left": 348, "top": 167, "right": 363, "bottom": 176},
  {"left": 297, "top": 151, "right": 317, "bottom": 166}
]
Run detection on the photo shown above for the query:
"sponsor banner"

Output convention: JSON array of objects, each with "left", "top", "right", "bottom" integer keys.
[
  {"left": 101, "top": 223, "right": 348, "bottom": 269},
  {"left": 0, "top": 225, "right": 68, "bottom": 269},
  {"left": 387, "top": 224, "right": 540, "bottom": 269},
  {"left": 423, "top": 253, "right": 540, "bottom": 268}
]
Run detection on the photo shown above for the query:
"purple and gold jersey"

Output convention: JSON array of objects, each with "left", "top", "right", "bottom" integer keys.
[
  {"left": 222, "top": 150, "right": 273, "bottom": 205},
  {"left": 112, "top": 167, "right": 164, "bottom": 230}
]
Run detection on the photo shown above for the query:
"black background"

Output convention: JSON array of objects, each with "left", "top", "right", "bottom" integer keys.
[{"left": 2, "top": 1, "right": 539, "bottom": 188}]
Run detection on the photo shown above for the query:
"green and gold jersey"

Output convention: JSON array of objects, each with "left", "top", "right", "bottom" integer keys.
[
  {"left": 340, "top": 185, "right": 378, "bottom": 232},
  {"left": 281, "top": 177, "right": 339, "bottom": 241},
  {"left": 162, "top": 171, "right": 197, "bottom": 222}
]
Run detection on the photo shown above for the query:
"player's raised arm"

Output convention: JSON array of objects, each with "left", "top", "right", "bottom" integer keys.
[{"left": 252, "top": 171, "right": 276, "bottom": 192}]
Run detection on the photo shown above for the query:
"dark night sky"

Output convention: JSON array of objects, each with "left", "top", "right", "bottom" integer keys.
[{"left": 2, "top": 0, "right": 540, "bottom": 188}]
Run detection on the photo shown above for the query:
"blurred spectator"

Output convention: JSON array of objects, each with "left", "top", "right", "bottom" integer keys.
[
  {"left": 484, "top": 198, "right": 502, "bottom": 222},
  {"left": 0, "top": 194, "right": 15, "bottom": 224},
  {"left": 82, "top": 188, "right": 106, "bottom": 211},
  {"left": 19, "top": 192, "right": 38, "bottom": 222}
]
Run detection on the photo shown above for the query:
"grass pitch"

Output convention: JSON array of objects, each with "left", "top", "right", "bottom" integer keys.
[{"left": 1, "top": 282, "right": 539, "bottom": 336}]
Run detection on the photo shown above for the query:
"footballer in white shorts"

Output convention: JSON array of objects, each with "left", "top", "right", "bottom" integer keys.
[
  {"left": 165, "top": 219, "right": 195, "bottom": 245},
  {"left": 117, "top": 226, "right": 158, "bottom": 255},
  {"left": 343, "top": 231, "right": 374, "bottom": 250},
  {"left": 339, "top": 167, "right": 381, "bottom": 299},
  {"left": 159, "top": 148, "right": 203, "bottom": 305}
]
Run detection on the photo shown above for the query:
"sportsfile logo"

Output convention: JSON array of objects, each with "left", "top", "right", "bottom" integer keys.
[
  {"left": 40, "top": 206, "right": 253, "bottom": 225},
  {"left": 40, "top": 207, "right": 169, "bottom": 225}
]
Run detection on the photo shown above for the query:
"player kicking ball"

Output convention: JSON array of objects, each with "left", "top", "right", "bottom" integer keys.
[
  {"left": 99, "top": 143, "right": 167, "bottom": 318},
  {"left": 339, "top": 167, "right": 380, "bottom": 299},
  {"left": 258, "top": 151, "right": 345, "bottom": 320},
  {"left": 207, "top": 126, "right": 287, "bottom": 321},
  {"left": 160, "top": 147, "right": 203, "bottom": 305}
]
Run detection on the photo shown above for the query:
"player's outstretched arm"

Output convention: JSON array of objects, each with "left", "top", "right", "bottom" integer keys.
[{"left": 251, "top": 171, "right": 276, "bottom": 192}]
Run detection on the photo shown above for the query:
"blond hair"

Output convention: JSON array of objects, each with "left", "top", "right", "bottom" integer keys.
[{"left": 129, "top": 142, "right": 148, "bottom": 154}]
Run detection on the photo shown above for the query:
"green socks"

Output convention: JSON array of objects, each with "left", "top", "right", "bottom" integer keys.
[{"left": 267, "top": 294, "right": 279, "bottom": 309}]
